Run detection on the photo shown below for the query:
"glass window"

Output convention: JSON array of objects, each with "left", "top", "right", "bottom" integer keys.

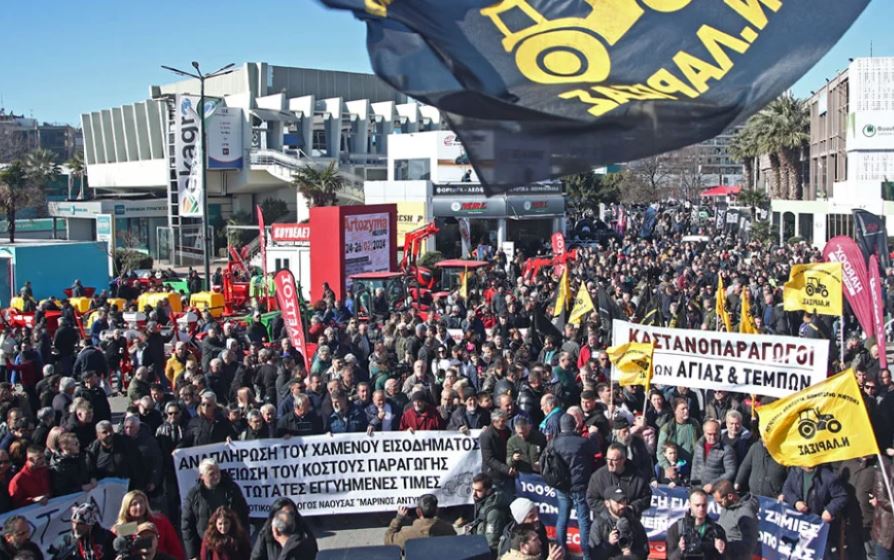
[{"left": 394, "top": 159, "right": 430, "bottom": 181}]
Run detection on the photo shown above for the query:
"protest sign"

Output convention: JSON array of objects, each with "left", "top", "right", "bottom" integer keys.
[
  {"left": 518, "top": 475, "right": 829, "bottom": 560},
  {"left": 611, "top": 320, "right": 829, "bottom": 398},
  {"left": 173, "top": 431, "right": 482, "bottom": 518},
  {"left": 0, "top": 478, "right": 128, "bottom": 557}
]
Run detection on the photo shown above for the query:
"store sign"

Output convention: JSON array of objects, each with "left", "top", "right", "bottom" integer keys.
[
  {"left": 95, "top": 214, "right": 115, "bottom": 275},
  {"left": 433, "top": 182, "right": 563, "bottom": 197},
  {"left": 343, "top": 212, "right": 391, "bottom": 289},
  {"left": 396, "top": 201, "right": 427, "bottom": 244},
  {"left": 208, "top": 107, "right": 244, "bottom": 169},
  {"left": 848, "top": 112, "right": 894, "bottom": 151},
  {"left": 174, "top": 94, "right": 204, "bottom": 217},
  {"left": 270, "top": 223, "right": 311, "bottom": 243},
  {"left": 432, "top": 198, "right": 507, "bottom": 218},
  {"left": 506, "top": 197, "right": 565, "bottom": 217}
]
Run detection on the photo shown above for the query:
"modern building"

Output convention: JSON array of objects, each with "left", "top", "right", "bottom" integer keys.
[
  {"left": 772, "top": 57, "right": 894, "bottom": 246},
  {"left": 364, "top": 130, "right": 565, "bottom": 258},
  {"left": 55, "top": 62, "right": 444, "bottom": 263},
  {"left": 0, "top": 110, "right": 39, "bottom": 161}
]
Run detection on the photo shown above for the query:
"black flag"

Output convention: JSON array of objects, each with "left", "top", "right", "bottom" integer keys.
[
  {"left": 853, "top": 210, "right": 890, "bottom": 272},
  {"left": 322, "top": 0, "right": 868, "bottom": 188}
]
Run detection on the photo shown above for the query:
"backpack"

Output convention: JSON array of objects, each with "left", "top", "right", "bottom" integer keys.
[{"left": 540, "top": 441, "right": 572, "bottom": 492}]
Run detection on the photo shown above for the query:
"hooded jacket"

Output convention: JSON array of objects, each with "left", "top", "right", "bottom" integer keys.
[{"left": 250, "top": 498, "right": 317, "bottom": 560}]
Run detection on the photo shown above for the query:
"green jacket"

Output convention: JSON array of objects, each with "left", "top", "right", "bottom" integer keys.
[
  {"left": 506, "top": 431, "right": 547, "bottom": 473},
  {"left": 473, "top": 491, "right": 513, "bottom": 552}
]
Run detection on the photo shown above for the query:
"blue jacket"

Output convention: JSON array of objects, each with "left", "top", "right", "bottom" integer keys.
[
  {"left": 550, "top": 431, "right": 598, "bottom": 492},
  {"left": 327, "top": 404, "right": 368, "bottom": 434},
  {"left": 782, "top": 465, "right": 847, "bottom": 518}
]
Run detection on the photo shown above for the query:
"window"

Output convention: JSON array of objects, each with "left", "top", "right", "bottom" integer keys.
[
  {"left": 393, "top": 158, "right": 431, "bottom": 180},
  {"left": 275, "top": 258, "right": 290, "bottom": 271}
]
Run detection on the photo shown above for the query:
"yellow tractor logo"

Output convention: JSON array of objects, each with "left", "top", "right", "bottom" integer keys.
[
  {"left": 797, "top": 408, "right": 842, "bottom": 440},
  {"left": 480, "top": 0, "right": 693, "bottom": 85}
]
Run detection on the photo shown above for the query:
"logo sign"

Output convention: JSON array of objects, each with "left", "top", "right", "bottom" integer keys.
[
  {"left": 174, "top": 95, "right": 203, "bottom": 217},
  {"left": 274, "top": 269, "right": 308, "bottom": 370},
  {"left": 270, "top": 223, "right": 311, "bottom": 243},
  {"left": 863, "top": 124, "right": 877, "bottom": 137}
]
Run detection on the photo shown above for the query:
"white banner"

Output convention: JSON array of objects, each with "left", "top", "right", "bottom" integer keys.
[
  {"left": 0, "top": 478, "right": 128, "bottom": 557},
  {"left": 611, "top": 320, "right": 829, "bottom": 398},
  {"left": 174, "top": 94, "right": 204, "bottom": 217},
  {"left": 344, "top": 212, "right": 391, "bottom": 291},
  {"left": 173, "top": 431, "right": 482, "bottom": 518},
  {"left": 207, "top": 106, "right": 244, "bottom": 169}
]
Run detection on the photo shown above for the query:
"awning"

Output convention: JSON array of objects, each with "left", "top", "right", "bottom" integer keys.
[
  {"left": 701, "top": 185, "right": 742, "bottom": 197},
  {"left": 250, "top": 108, "right": 300, "bottom": 123}
]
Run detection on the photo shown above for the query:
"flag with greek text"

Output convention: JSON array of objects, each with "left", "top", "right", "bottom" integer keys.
[
  {"left": 783, "top": 262, "right": 843, "bottom": 316},
  {"left": 320, "top": 0, "right": 868, "bottom": 188}
]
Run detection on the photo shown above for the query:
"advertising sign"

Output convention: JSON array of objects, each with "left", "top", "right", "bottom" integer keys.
[
  {"left": 95, "top": 214, "right": 115, "bottom": 275},
  {"left": 174, "top": 94, "right": 204, "bottom": 217},
  {"left": 432, "top": 198, "right": 507, "bottom": 218},
  {"left": 396, "top": 201, "right": 427, "bottom": 245},
  {"left": 436, "top": 131, "right": 478, "bottom": 183},
  {"left": 173, "top": 431, "right": 482, "bottom": 518},
  {"left": 344, "top": 212, "right": 391, "bottom": 289},
  {"left": 207, "top": 106, "right": 244, "bottom": 169},
  {"left": 270, "top": 223, "right": 311, "bottom": 243},
  {"left": 848, "top": 112, "right": 894, "bottom": 151},
  {"left": 611, "top": 320, "right": 829, "bottom": 398},
  {"left": 274, "top": 269, "right": 308, "bottom": 370}
]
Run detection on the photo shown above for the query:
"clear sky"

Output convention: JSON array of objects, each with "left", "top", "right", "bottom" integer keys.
[{"left": 1, "top": 0, "right": 889, "bottom": 126}]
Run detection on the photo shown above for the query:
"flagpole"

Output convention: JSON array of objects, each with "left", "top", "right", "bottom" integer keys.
[{"left": 839, "top": 313, "right": 845, "bottom": 367}]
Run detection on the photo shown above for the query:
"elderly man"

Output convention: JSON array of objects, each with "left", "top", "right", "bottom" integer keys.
[
  {"left": 276, "top": 394, "right": 323, "bottom": 437},
  {"left": 400, "top": 392, "right": 444, "bottom": 431},
  {"left": 181, "top": 458, "right": 249, "bottom": 560},
  {"left": 366, "top": 389, "right": 399, "bottom": 432},
  {"left": 691, "top": 419, "right": 737, "bottom": 493},
  {"left": 0, "top": 515, "right": 43, "bottom": 559},
  {"left": 384, "top": 494, "right": 456, "bottom": 549},
  {"left": 326, "top": 390, "right": 368, "bottom": 434},
  {"left": 180, "top": 391, "right": 235, "bottom": 448}
]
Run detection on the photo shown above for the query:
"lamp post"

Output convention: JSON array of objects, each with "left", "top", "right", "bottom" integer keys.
[{"left": 161, "top": 61, "right": 236, "bottom": 289}]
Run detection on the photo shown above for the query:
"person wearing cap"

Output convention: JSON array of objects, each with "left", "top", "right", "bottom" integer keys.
[
  {"left": 384, "top": 494, "right": 456, "bottom": 549},
  {"left": 588, "top": 485, "right": 649, "bottom": 559},
  {"left": 550, "top": 413, "right": 598, "bottom": 560},
  {"left": 586, "top": 442, "right": 652, "bottom": 519},
  {"left": 447, "top": 387, "right": 491, "bottom": 433},
  {"left": 506, "top": 416, "right": 546, "bottom": 474},
  {"left": 496, "top": 498, "right": 549, "bottom": 559},
  {"left": 399, "top": 391, "right": 444, "bottom": 432},
  {"left": 48, "top": 502, "right": 115, "bottom": 560},
  {"left": 611, "top": 417, "right": 652, "bottom": 479},
  {"left": 133, "top": 521, "right": 177, "bottom": 560}
]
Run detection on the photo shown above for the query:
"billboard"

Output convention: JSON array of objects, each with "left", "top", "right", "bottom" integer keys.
[
  {"left": 174, "top": 95, "right": 204, "bottom": 217},
  {"left": 343, "top": 212, "right": 391, "bottom": 289},
  {"left": 848, "top": 112, "right": 894, "bottom": 151},
  {"left": 436, "top": 132, "right": 479, "bottom": 183},
  {"left": 207, "top": 107, "right": 244, "bottom": 169},
  {"left": 396, "top": 202, "right": 427, "bottom": 245}
]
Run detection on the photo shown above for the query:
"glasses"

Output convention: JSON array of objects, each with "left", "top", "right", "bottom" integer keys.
[
  {"left": 866, "top": 385, "right": 878, "bottom": 391},
  {"left": 166, "top": 410, "right": 179, "bottom": 416}
]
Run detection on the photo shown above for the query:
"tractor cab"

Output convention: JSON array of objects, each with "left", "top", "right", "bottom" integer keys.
[
  {"left": 350, "top": 271, "right": 407, "bottom": 318},
  {"left": 434, "top": 259, "right": 489, "bottom": 295}
]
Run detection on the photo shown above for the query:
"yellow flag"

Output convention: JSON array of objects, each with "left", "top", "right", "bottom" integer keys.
[
  {"left": 459, "top": 267, "right": 468, "bottom": 300},
  {"left": 716, "top": 275, "right": 733, "bottom": 332},
  {"left": 552, "top": 268, "right": 570, "bottom": 318},
  {"left": 568, "top": 284, "right": 595, "bottom": 325},
  {"left": 758, "top": 369, "right": 879, "bottom": 467},
  {"left": 783, "top": 262, "right": 843, "bottom": 316},
  {"left": 739, "top": 289, "right": 758, "bottom": 334},
  {"left": 606, "top": 341, "right": 654, "bottom": 392}
]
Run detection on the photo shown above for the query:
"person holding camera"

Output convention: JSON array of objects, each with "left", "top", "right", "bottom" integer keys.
[
  {"left": 589, "top": 485, "right": 649, "bottom": 559},
  {"left": 665, "top": 488, "right": 727, "bottom": 560}
]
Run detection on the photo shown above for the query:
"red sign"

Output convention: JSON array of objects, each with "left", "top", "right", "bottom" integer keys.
[
  {"left": 274, "top": 269, "right": 309, "bottom": 371},
  {"left": 551, "top": 232, "right": 566, "bottom": 278},
  {"left": 270, "top": 223, "right": 311, "bottom": 243},
  {"left": 460, "top": 202, "right": 487, "bottom": 211}
]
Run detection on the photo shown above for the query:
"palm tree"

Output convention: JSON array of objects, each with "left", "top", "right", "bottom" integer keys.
[
  {"left": 291, "top": 161, "right": 345, "bottom": 207},
  {"left": 750, "top": 94, "right": 809, "bottom": 200},
  {"left": 23, "top": 148, "right": 60, "bottom": 215},
  {"left": 66, "top": 152, "right": 86, "bottom": 200},
  {"left": 729, "top": 124, "right": 759, "bottom": 190},
  {"left": 737, "top": 188, "right": 769, "bottom": 222},
  {"left": 0, "top": 161, "right": 29, "bottom": 243}
]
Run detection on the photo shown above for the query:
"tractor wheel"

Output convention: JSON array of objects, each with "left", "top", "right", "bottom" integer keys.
[
  {"left": 821, "top": 289, "right": 829, "bottom": 298},
  {"left": 828, "top": 419, "right": 842, "bottom": 433},
  {"left": 806, "top": 286, "right": 815, "bottom": 296},
  {"left": 798, "top": 420, "right": 816, "bottom": 439}
]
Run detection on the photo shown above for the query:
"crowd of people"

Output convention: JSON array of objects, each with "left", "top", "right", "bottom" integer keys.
[{"left": 0, "top": 202, "right": 891, "bottom": 560}]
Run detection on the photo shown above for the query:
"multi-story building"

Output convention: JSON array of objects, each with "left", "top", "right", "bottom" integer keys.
[
  {"left": 50, "top": 62, "right": 443, "bottom": 261},
  {"left": 772, "top": 57, "right": 894, "bottom": 246},
  {"left": 38, "top": 124, "right": 82, "bottom": 163},
  {"left": 0, "top": 109, "right": 39, "bottom": 161}
]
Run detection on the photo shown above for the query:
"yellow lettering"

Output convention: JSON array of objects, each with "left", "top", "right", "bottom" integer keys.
[
  {"left": 364, "top": 0, "right": 392, "bottom": 17},
  {"left": 593, "top": 84, "right": 676, "bottom": 103},
  {"left": 723, "top": 0, "right": 782, "bottom": 30},
  {"left": 641, "top": 0, "right": 694, "bottom": 12},
  {"left": 696, "top": 25, "right": 751, "bottom": 72},
  {"left": 646, "top": 68, "right": 699, "bottom": 98},
  {"left": 560, "top": 88, "right": 620, "bottom": 117},
  {"left": 672, "top": 51, "right": 726, "bottom": 94}
]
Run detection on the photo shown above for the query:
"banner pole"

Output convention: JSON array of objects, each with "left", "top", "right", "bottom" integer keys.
[{"left": 840, "top": 313, "right": 845, "bottom": 367}]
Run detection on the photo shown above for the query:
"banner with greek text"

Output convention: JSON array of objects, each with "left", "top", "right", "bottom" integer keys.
[
  {"left": 517, "top": 475, "right": 829, "bottom": 560},
  {"left": 611, "top": 320, "right": 829, "bottom": 398},
  {"left": 173, "top": 431, "right": 482, "bottom": 518},
  {"left": 0, "top": 478, "right": 128, "bottom": 558}
]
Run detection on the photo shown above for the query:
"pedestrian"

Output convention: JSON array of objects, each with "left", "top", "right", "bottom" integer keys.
[
  {"left": 665, "top": 487, "right": 727, "bottom": 560},
  {"left": 550, "top": 413, "right": 597, "bottom": 560},
  {"left": 384, "top": 494, "right": 456, "bottom": 549}
]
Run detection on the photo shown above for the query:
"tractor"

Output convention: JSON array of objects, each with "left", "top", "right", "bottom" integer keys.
[
  {"left": 805, "top": 277, "right": 829, "bottom": 298},
  {"left": 797, "top": 408, "right": 842, "bottom": 440}
]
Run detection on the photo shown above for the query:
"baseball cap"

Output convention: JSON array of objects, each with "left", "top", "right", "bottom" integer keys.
[{"left": 603, "top": 485, "right": 628, "bottom": 502}]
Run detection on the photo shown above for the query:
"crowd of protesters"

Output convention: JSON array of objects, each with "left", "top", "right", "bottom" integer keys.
[{"left": 0, "top": 202, "right": 891, "bottom": 560}]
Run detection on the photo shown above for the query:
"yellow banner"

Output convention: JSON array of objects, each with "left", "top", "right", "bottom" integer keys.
[
  {"left": 568, "top": 284, "right": 595, "bottom": 325},
  {"left": 396, "top": 202, "right": 428, "bottom": 246},
  {"left": 459, "top": 268, "right": 469, "bottom": 300},
  {"left": 783, "top": 262, "right": 843, "bottom": 316},
  {"left": 740, "top": 289, "right": 758, "bottom": 334},
  {"left": 716, "top": 275, "right": 733, "bottom": 332},
  {"left": 552, "top": 268, "right": 570, "bottom": 318},
  {"left": 606, "top": 341, "right": 654, "bottom": 391},
  {"left": 758, "top": 369, "right": 879, "bottom": 468}
]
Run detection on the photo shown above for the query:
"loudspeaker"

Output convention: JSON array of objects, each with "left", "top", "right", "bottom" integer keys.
[
  {"left": 316, "top": 545, "right": 402, "bottom": 560},
  {"left": 404, "top": 535, "right": 492, "bottom": 560}
]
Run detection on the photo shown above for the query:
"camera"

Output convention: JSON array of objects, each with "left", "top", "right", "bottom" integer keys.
[
  {"left": 112, "top": 523, "right": 154, "bottom": 560},
  {"left": 680, "top": 514, "right": 720, "bottom": 559},
  {"left": 614, "top": 517, "right": 633, "bottom": 549}
]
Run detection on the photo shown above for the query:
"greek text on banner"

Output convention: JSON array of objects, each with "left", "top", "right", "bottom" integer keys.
[
  {"left": 173, "top": 431, "right": 482, "bottom": 518},
  {"left": 611, "top": 320, "right": 829, "bottom": 398}
]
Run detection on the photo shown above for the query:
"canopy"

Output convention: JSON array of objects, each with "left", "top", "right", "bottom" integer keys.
[{"left": 701, "top": 185, "right": 742, "bottom": 197}]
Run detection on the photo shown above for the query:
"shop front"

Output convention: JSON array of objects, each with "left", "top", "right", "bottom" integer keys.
[{"left": 48, "top": 199, "right": 168, "bottom": 255}]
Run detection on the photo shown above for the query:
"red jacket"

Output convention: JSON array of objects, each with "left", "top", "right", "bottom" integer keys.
[
  {"left": 9, "top": 464, "right": 51, "bottom": 508},
  {"left": 399, "top": 405, "right": 445, "bottom": 431},
  {"left": 151, "top": 512, "right": 186, "bottom": 560}
]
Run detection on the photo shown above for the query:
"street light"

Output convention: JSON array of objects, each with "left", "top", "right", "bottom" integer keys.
[{"left": 161, "top": 61, "right": 236, "bottom": 288}]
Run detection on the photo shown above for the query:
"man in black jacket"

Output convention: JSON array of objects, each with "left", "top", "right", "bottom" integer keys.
[
  {"left": 181, "top": 458, "right": 249, "bottom": 560},
  {"left": 551, "top": 413, "right": 598, "bottom": 560},
  {"left": 86, "top": 420, "right": 136, "bottom": 483},
  {"left": 75, "top": 370, "right": 112, "bottom": 422},
  {"left": 479, "top": 409, "right": 515, "bottom": 492},
  {"left": 589, "top": 485, "right": 649, "bottom": 559},
  {"left": 72, "top": 339, "right": 108, "bottom": 380},
  {"left": 52, "top": 317, "right": 79, "bottom": 376},
  {"left": 666, "top": 487, "right": 727, "bottom": 560},
  {"left": 586, "top": 443, "right": 652, "bottom": 518},
  {"left": 276, "top": 394, "right": 323, "bottom": 437},
  {"left": 179, "top": 391, "right": 236, "bottom": 448}
]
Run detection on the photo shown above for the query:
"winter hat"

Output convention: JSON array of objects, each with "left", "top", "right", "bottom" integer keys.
[
  {"left": 509, "top": 498, "right": 537, "bottom": 524},
  {"left": 71, "top": 502, "right": 99, "bottom": 525}
]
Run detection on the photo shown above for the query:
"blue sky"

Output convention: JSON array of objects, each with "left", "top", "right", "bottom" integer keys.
[{"left": 1, "top": 0, "right": 889, "bottom": 126}]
